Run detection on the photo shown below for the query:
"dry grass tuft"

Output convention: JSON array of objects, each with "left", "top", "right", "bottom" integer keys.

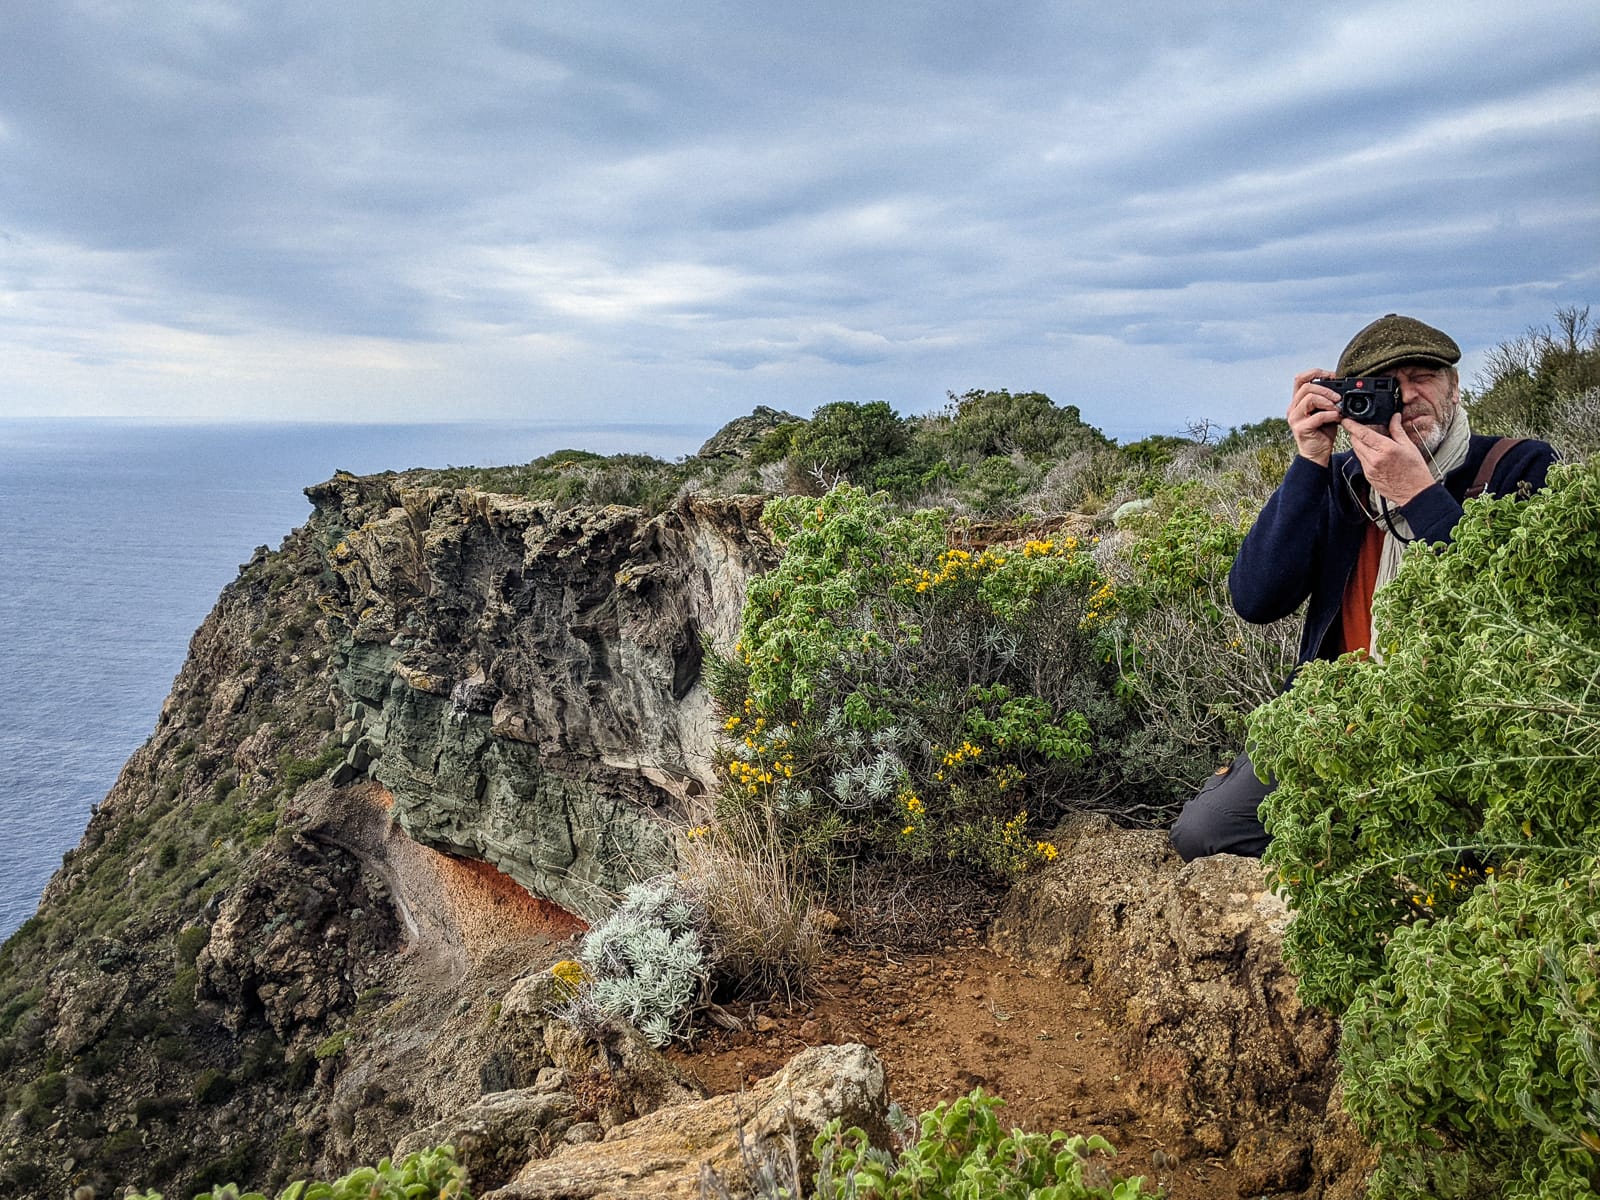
[{"left": 676, "top": 806, "right": 825, "bottom": 1004}]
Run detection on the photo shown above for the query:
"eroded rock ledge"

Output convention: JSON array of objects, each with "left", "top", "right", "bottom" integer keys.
[
  {"left": 993, "top": 816, "right": 1374, "bottom": 1199},
  {"left": 306, "top": 478, "right": 775, "bottom": 917}
]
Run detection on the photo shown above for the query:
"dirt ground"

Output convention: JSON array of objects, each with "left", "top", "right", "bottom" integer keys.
[
  {"left": 360, "top": 805, "right": 1246, "bottom": 1196},
  {"left": 670, "top": 924, "right": 1242, "bottom": 1198}
]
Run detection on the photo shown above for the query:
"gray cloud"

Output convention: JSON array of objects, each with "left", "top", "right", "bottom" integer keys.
[{"left": 0, "top": 0, "right": 1595, "bottom": 433}]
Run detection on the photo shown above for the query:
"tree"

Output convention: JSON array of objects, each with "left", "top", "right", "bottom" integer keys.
[
  {"left": 932, "top": 389, "right": 1108, "bottom": 461},
  {"left": 786, "top": 401, "right": 914, "bottom": 492},
  {"left": 1465, "top": 305, "right": 1600, "bottom": 442}
]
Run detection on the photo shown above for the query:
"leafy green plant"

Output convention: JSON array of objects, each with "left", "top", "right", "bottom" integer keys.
[
  {"left": 715, "top": 485, "right": 1131, "bottom": 880},
  {"left": 123, "top": 1145, "right": 470, "bottom": 1200},
  {"left": 1108, "top": 480, "right": 1299, "bottom": 804},
  {"left": 1249, "top": 460, "right": 1600, "bottom": 1199},
  {"left": 814, "top": 1089, "right": 1147, "bottom": 1199}
]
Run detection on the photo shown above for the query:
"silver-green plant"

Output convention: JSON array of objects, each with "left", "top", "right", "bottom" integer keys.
[{"left": 570, "top": 876, "right": 710, "bottom": 1047}]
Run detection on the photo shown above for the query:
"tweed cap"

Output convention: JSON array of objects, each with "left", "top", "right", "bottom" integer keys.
[{"left": 1337, "top": 314, "right": 1461, "bottom": 377}]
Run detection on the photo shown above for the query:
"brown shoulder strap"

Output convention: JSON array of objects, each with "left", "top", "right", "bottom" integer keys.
[{"left": 1465, "top": 438, "right": 1525, "bottom": 499}]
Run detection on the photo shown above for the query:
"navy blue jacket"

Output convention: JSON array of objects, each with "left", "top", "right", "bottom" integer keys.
[{"left": 1229, "top": 435, "right": 1558, "bottom": 666}]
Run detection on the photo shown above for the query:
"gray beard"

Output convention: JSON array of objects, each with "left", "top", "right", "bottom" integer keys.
[{"left": 1419, "top": 399, "right": 1459, "bottom": 453}]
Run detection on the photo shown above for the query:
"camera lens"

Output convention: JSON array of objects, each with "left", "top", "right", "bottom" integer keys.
[{"left": 1344, "top": 393, "right": 1374, "bottom": 418}]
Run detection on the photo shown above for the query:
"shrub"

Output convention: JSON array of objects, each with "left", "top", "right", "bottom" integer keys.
[
  {"left": 813, "top": 1089, "right": 1147, "bottom": 1199},
  {"left": 276, "top": 743, "right": 345, "bottom": 795},
  {"left": 716, "top": 485, "right": 1132, "bottom": 880},
  {"left": 1249, "top": 461, "right": 1600, "bottom": 1199},
  {"left": 675, "top": 807, "right": 824, "bottom": 1001},
  {"left": 192, "top": 1067, "right": 235, "bottom": 1104},
  {"left": 1466, "top": 305, "right": 1600, "bottom": 441},
  {"left": 313, "top": 1030, "right": 350, "bottom": 1060},
  {"left": 785, "top": 401, "right": 915, "bottom": 493},
  {"left": 1106, "top": 480, "right": 1299, "bottom": 808},
  {"left": 176, "top": 924, "right": 211, "bottom": 967},
  {"left": 122, "top": 1145, "right": 470, "bottom": 1200},
  {"left": 563, "top": 878, "right": 710, "bottom": 1047}
]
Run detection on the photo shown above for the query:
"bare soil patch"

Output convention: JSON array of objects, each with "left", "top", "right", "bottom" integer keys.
[{"left": 672, "top": 927, "right": 1242, "bottom": 1199}]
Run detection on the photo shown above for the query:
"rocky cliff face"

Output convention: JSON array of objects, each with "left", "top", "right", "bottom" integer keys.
[
  {"left": 0, "top": 475, "right": 773, "bottom": 1200},
  {"left": 306, "top": 475, "right": 773, "bottom": 917},
  {"left": 0, "top": 463, "right": 1368, "bottom": 1200}
]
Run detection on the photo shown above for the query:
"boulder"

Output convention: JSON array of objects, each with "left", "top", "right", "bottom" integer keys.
[
  {"left": 695, "top": 407, "right": 801, "bottom": 460},
  {"left": 484, "top": 1043, "right": 888, "bottom": 1200},
  {"left": 990, "top": 815, "right": 1373, "bottom": 1198},
  {"left": 542, "top": 1019, "right": 705, "bottom": 1129},
  {"left": 396, "top": 1089, "right": 579, "bottom": 1193}
]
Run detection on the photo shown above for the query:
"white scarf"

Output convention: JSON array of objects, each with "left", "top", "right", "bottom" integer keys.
[{"left": 1368, "top": 406, "right": 1473, "bottom": 654}]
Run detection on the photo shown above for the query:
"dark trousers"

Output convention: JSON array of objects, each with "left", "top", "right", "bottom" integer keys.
[{"left": 1169, "top": 749, "right": 1273, "bottom": 861}]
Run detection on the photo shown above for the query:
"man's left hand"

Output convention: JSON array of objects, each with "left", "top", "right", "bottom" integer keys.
[{"left": 1344, "top": 412, "right": 1437, "bottom": 506}]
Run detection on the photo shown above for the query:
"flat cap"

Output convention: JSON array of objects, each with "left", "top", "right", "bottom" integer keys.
[{"left": 1337, "top": 314, "right": 1461, "bottom": 377}]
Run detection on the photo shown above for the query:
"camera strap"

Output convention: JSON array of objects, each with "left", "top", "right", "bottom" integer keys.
[
  {"left": 1355, "top": 435, "right": 1520, "bottom": 541},
  {"left": 1465, "top": 438, "right": 1524, "bottom": 499}
]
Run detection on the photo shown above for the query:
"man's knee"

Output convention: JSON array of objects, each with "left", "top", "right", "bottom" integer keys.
[
  {"left": 1169, "top": 801, "right": 1227, "bottom": 862},
  {"left": 1169, "top": 807, "right": 1267, "bottom": 860},
  {"left": 1169, "top": 753, "right": 1272, "bottom": 861}
]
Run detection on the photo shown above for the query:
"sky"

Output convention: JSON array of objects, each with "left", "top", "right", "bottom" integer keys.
[{"left": 1, "top": 1, "right": 1597, "bottom": 444}]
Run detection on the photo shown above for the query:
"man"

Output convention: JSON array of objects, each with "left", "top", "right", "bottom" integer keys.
[{"left": 1169, "top": 314, "right": 1557, "bottom": 861}]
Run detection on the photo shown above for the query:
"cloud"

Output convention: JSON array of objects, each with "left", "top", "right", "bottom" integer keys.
[{"left": 0, "top": 0, "right": 1595, "bottom": 433}]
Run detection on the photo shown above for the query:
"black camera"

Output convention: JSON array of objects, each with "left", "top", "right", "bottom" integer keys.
[{"left": 1315, "top": 376, "right": 1402, "bottom": 425}]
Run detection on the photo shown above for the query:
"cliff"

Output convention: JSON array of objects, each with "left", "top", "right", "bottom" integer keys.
[
  {"left": 0, "top": 476, "right": 774, "bottom": 1199},
  {"left": 0, "top": 460, "right": 1366, "bottom": 1200}
]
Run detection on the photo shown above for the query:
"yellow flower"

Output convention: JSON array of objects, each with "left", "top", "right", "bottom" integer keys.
[{"left": 550, "top": 960, "right": 588, "bottom": 990}]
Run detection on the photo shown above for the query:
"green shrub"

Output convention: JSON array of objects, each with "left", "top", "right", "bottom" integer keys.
[
  {"left": 785, "top": 401, "right": 916, "bottom": 493},
  {"left": 176, "top": 925, "right": 211, "bottom": 967},
  {"left": 1108, "top": 480, "right": 1298, "bottom": 805},
  {"left": 929, "top": 389, "right": 1109, "bottom": 462},
  {"left": 1466, "top": 305, "right": 1600, "bottom": 442},
  {"left": 122, "top": 1146, "right": 470, "bottom": 1200},
  {"left": 1249, "top": 461, "right": 1600, "bottom": 1199},
  {"left": 717, "top": 484, "right": 1131, "bottom": 879},
  {"left": 276, "top": 743, "right": 345, "bottom": 795},
  {"left": 313, "top": 1030, "right": 350, "bottom": 1060},
  {"left": 192, "top": 1067, "right": 235, "bottom": 1104},
  {"left": 814, "top": 1089, "right": 1147, "bottom": 1199}
]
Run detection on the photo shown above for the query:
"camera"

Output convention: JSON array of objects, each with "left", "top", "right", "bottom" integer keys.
[{"left": 1315, "top": 376, "right": 1402, "bottom": 425}]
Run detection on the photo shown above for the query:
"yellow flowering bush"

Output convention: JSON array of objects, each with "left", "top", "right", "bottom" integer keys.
[{"left": 710, "top": 484, "right": 1138, "bottom": 879}]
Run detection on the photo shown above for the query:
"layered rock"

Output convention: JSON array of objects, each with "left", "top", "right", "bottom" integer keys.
[
  {"left": 991, "top": 815, "right": 1373, "bottom": 1198},
  {"left": 306, "top": 478, "right": 774, "bottom": 917},
  {"left": 485, "top": 1043, "right": 887, "bottom": 1200}
]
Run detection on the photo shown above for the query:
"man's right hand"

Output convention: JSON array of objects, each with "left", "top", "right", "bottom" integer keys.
[{"left": 1289, "top": 369, "right": 1343, "bottom": 466}]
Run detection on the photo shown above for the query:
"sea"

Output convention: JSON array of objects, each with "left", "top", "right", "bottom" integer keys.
[{"left": 0, "top": 419, "right": 703, "bottom": 941}]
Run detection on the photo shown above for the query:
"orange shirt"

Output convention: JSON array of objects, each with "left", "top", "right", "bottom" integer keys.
[{"left": 1339, "top": 523, "right": 1385, "bottom": 656}]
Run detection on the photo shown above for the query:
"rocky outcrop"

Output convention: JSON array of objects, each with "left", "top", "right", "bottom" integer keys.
[
  {"left": 991, "top": 815, "right": 1373, "bottom": 1198},
  {"left": 197, "top": 832, "right": 399, "bottom": 1045},
  {"left": 483, "top": 1043, "right": 887, "bottom": 1200},
  {"left": 306, "top": 479, "right": 775, "bottom": 918},
  {"left": 695, "top": 406, "right": 801, "bottom": 461},
  {"left": 0, "top": 477, "right": 780, "bottom": 1199}
]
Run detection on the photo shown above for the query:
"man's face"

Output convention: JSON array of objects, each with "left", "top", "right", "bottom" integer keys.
[{"left": 1382, "top": 363, "right": 1459, "bottom": 452}]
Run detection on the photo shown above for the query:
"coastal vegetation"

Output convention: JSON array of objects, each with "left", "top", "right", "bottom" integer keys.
[
  {"left": 1251, "top": 461, "right": 1600, "bottom": 1199},
  {"left": 0, "top": 307, "right": 1594, "bottom": 1198},
  {"left": 124, "top": 1146, "right": 470, "bottom": 1200}
]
